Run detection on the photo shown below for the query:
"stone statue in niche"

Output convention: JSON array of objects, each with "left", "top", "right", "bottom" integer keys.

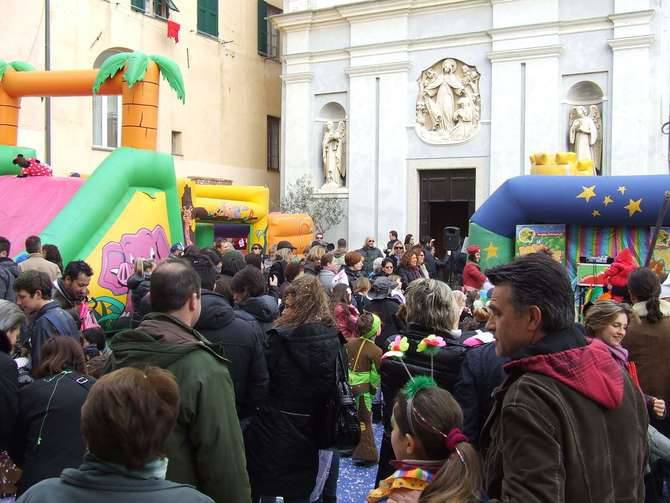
[
  {"left": 569, "top": 105, "right": 602, "bottom": 175},
  {"left": 322, "top": 121, "right": 346, "bottom": 188},
  {"left": 415, "top": 58, "right": 481, "bottom": 144}
]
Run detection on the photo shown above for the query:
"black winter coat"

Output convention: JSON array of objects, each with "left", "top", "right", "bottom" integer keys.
[
  {"left": 0, "top": 257, "right": 19, "bottom": 301},
  {"left": 9, "top": 371, "right": 94, "bottom": 495},
  {"left": 195, "top": 291, "right": 268, "bottom": 419},
  {"left": 269, "top": 260, "right": 287, "bottom": 285},
  {"left": 453, "top": 342, "right": 508, "bottom": 447},
  {"left": 0, "top": 350, "right": 18, "bottom": 451},
  {"left": 343, "top": 266, "right": 362, "bottom": 289},
  {"left": 421, "top": 246, "right": 438, "bottom": 278},
  {"left": 244, "top": 323, "right": 341, "bottom": 499},
  {"left": 127, "top": 273, "right": 151, "bottom": 322},
  {"left": 397, "top": 266, "right": 422, "bottom": 289},
  {"left": 376, "top": 323, "right": 467, "bottom": 483},
  {"left": 235, "top": 295, "right": 279, "bottom": 335},
  {"left": 366, "top": 297, "right": 404, "bottom": 350}
]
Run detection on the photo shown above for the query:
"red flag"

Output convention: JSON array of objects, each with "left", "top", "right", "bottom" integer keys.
[{"left": 167, "top": 20, "right": 180, "bottom": 43}]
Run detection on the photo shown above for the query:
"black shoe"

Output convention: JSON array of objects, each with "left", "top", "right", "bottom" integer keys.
[{"left": 353, "top": 459, "right": 377, "bottom": 467}]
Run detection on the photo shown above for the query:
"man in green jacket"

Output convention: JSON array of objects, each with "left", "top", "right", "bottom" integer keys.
[{"left": 106, "top": 259, "right": 251, "bottom": 503}]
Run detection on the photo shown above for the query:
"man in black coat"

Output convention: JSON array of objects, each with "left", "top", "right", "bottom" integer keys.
[
  {"left": 230, "top": 265, "right": 280, "bottom": 336},
  {"left": 453, "top": 342, "right": 508, "bottom": 447},
  {"left": 188, "top": 255, "right": 269, "bottom": 421},
  {"left": 419, "top": 236, "right": 438, "bottom": 279}
]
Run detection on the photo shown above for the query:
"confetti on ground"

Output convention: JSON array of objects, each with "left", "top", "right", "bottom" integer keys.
[{"left": 336, "top": 423, "right": 383, "bottom": 502}]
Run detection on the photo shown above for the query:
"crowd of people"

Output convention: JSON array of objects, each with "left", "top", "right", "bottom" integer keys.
[{"left": 0, "top": 230, "right": 668, "bottom": 502}]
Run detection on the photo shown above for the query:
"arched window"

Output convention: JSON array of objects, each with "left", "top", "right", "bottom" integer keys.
[{"left": 92, "top": 48, "right": 130, "bottom": 149}]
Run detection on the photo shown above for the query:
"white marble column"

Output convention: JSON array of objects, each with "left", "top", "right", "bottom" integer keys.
[
  {"left": 524, "top": 55, "right": 561, "bottom": 171},
  {"left": 281, "top": 73, "right": 313, "bottom": 193},
  {"left": 489, "top": 60, "right": 523, "bottom": 192},
  {"left": 608, "top": 9, "right": 655, "bottom": 174},
  {"left": 346, "top": 73, "right": 377, "bottom": 249},
  {"left": 377, "top": 69, "right": 409, "bottom": 245},
  {"left": 489, "top": 0, "right": 560, "bottom": 190}
]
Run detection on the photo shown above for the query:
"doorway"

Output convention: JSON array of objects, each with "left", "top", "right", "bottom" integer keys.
[{"left": 419, "top": 169, "right": 476, "bottom": 257}]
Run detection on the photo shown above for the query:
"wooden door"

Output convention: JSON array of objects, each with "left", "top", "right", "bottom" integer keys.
[{"left": 419, "top": 169, "right": 476, "bottom": 256}]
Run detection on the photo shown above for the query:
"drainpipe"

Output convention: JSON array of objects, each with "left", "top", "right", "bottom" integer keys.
[{"left": 45, "top": 0, "right": 51, "bottom": 164}]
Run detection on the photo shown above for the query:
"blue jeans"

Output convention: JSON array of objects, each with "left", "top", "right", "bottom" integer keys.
[{"left": 321, "top": 450, "right": 339, "bottom": 502}]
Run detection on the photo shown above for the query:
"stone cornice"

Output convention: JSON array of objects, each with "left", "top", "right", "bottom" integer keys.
[
  {"left": 607, "top": 34, "right": 655, "bottom": 51},
  {"left": 345, "top": 61, "right": 411, "bottom": 77},
  {"left": 608, "top": 9, "right": 655, "bottom": 27},
  {"left": 488, "top": 44, "right": 563, "bottom": 63},
  {"left": 275, "top": 0, "right": 493, "bottom": 29},
  {"left": 281, "top": 72, "right": 314, "bottom": 83}
]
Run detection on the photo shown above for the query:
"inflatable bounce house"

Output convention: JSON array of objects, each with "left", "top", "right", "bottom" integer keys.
[
  {"left": 469, "top": 153, "right": 670, "bottom": 293},
  {"left": 0, "top": 53, "right": 312, "bottom": 326}
]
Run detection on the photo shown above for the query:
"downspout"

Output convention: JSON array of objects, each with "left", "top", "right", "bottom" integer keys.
[{"left": 45, "top": 0, "right": 51, "bottom": 164}]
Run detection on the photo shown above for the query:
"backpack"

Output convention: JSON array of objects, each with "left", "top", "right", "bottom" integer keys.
[{"left": 314, "top": 344, "right": 361, "bottom": 450}]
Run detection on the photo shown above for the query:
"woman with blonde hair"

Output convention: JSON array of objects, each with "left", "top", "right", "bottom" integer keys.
[
  {"left": 376, "top": 279, "right": 467, "bottom": 484},
  {"left": 245, "top": 275, "right": 343, "bottom": 502},
  {"left": 304, "top": 245, "right": 326, "bottom": 276}
]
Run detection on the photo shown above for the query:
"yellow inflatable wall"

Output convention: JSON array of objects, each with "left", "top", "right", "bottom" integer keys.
[
  {"left": 178, "top": 180, "right": 269, "bottom": 249},
  {"left": 267, "top": 212, "right": 315, "bottom": 254}
]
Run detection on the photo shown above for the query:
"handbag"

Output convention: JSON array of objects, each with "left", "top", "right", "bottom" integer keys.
[
  {"left": 79, "top": 301, "right": 101, "bottom": 331},
  {"left": 315, "top": 345, "right": 361, "bottom": 450}
]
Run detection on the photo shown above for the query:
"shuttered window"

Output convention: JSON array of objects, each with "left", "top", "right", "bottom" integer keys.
[
  {"left": 267, "top": 116, "right": 280, "bottom": 171},
  {"left": 258, "top": 1, "right": 282, "bottom": 58},
  {"left": 258, "top": 0, "right": 268, "bottom": 56},
  {"left": 197, "top": 0, "right": 219, "bottom": 37},
  {"left": 131, "top": 0, "right": 146, "bottom": 12}
]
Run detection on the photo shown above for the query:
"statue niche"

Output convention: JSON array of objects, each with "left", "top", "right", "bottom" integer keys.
[
  {"left": 321, "top": 120, "right": 346, "bottom": 189},
  {"left": 569, "top": 105, "right": 602, "bottom": 176}
]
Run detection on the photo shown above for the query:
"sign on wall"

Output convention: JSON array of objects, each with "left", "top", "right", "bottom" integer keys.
[{"left": 515, "top": 224, "right": 567, "bottom": 265}]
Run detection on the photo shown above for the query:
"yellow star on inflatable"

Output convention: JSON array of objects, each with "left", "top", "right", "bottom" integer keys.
[
  {"left": 603, "top": 195, "right": 614, "bottom": 206},
  {"left": 592, "top": 210, "right": 601, "bottom": 217},
  {"left": 483, "top": 242, "right": 498, "bottom": 259},
  {"left": 577, "top": 185, "right": 596, "bottom": 203},
  {"left": 618, "top": 186, "right": 627, "bottom": 195},
  {"left": 624, "top": 198, "right": 642, "bottom": 217}
]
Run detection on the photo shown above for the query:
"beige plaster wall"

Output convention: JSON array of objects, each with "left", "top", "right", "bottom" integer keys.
[{"left": 3, "top": 0, "right": 281, "bottom": 208}]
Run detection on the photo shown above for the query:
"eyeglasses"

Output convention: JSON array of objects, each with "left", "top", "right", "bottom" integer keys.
[
  {"left": 368, "top": 240, "right": 375, "bottom": 243},
  {"left": 394, "top": 246, "right": 404, "bottom": 250}
]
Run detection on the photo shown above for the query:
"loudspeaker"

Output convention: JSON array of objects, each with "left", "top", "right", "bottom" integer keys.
[{"left": 443, "top": 227, "right": 461, "bottom": 251}]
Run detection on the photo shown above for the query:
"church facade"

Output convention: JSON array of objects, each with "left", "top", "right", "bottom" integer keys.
[{"left": 274, "top": 0, "right": 669, "bottom": 251}]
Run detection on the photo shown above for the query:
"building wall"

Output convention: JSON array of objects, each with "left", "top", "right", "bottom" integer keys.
[
  {"left": 275, "top": 0, "right": 670, "bottom": 245},
  {"left": 4, "top": 0, "right": 282, "bottom": 208}
]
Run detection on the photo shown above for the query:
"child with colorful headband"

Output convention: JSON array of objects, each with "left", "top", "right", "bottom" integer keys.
[
  {"left": 346, "top": 311, "right": 383, "bottom": 465},
  {"left": 368, "top": 376, "right": 483, "bottom": 503}
]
